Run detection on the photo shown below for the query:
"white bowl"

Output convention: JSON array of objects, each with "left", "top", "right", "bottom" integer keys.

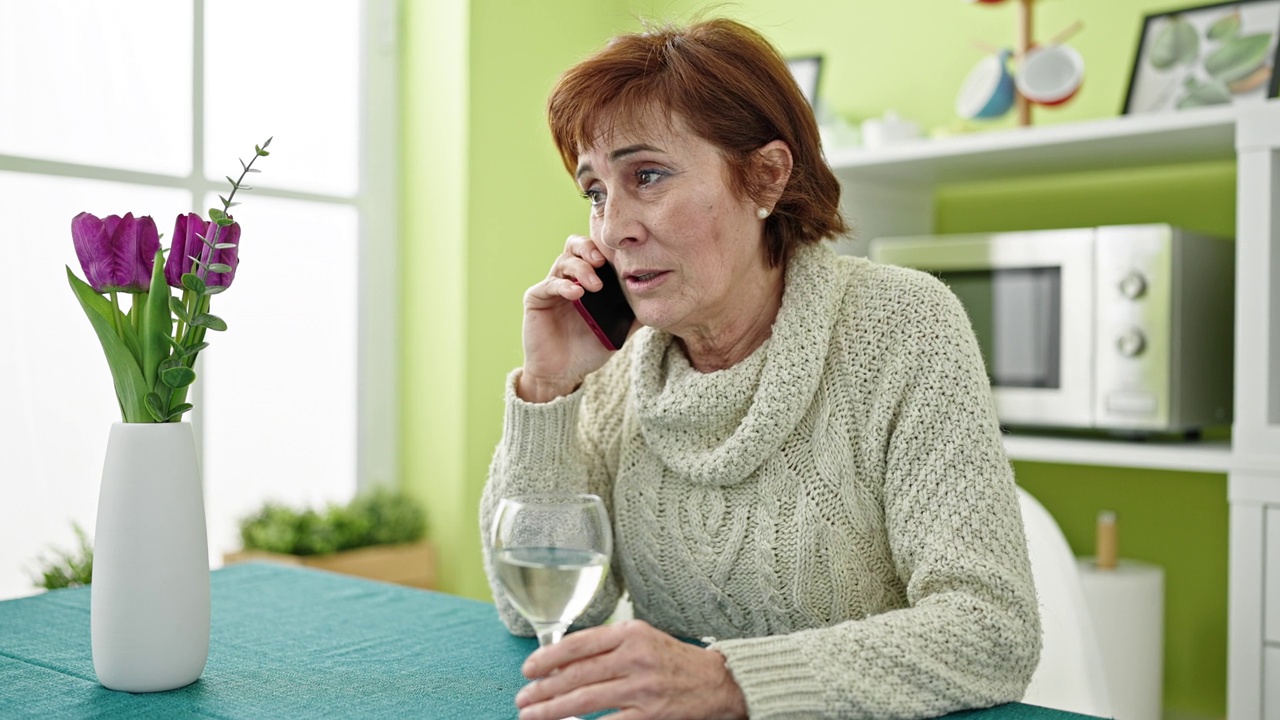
[{"left": 1016, "top": 44, "right": 1085, "bottom": 106}]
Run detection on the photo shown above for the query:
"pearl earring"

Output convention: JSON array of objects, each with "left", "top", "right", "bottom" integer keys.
[{"left": 756, "top": 207, "right": 769, "bottom": 220}]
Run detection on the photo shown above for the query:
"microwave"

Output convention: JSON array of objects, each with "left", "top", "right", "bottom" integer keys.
[{"left": 868, "top": 224, "right": 1234, "bottom": 434}]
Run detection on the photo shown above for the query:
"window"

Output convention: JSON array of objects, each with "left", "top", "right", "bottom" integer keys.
[{"left": 0, "top": 0, "right": 398, "bottom": 599}]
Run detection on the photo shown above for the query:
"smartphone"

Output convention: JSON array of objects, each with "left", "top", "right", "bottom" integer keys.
[{"left": 571, "top": 261, "right": 635, "bottom": 351}]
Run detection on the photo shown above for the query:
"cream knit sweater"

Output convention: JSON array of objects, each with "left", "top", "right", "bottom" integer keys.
[{"left": 480, "top": 242, "right": 1041, "bottom": 719}]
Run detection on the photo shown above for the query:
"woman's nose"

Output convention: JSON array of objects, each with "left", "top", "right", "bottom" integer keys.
[{"left": 598, "top": 196, "right": 642, "bottom": 250}]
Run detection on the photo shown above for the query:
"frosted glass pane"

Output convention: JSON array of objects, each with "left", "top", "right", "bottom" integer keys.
[
  {"left": 204, "top": 0, "right": 360, "bottom": 197},
  {"left": 0, "top": 172, "right": 189, "bottom": 600},
  {"left": 0, "top": 1, "right": 193, "bottom": 175},
  {"left": 200, "top": 195, "right": 358, "bottom": 563}
]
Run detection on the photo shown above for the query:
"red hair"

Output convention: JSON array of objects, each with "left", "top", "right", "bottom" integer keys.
[{"left": 547, "top": 18, "right": 848, "bottom": 267}]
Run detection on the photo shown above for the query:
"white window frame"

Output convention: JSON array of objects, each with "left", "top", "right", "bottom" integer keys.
[{"left": 0, "top": 0, "right": 399, "bottom": 490}]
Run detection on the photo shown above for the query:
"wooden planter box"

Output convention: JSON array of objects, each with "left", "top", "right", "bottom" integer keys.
[{"left": 223, "top": 540, "right": 436, "bottom": 590}]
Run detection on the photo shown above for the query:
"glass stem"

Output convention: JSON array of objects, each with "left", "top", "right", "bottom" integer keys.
[{"left": 535, "top": 624, "right": 566, "bottom": 647}]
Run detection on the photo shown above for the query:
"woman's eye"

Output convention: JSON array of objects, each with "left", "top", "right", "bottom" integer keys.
[
  {"left": 636, "top": 169, "right": 663, "bottom": 187},
  {"left": 580, "top": 189, "right": 605, "bottom": 208}
]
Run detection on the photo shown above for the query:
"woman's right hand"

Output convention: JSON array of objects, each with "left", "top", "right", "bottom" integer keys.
[{"left": 518, "top": 235, "right": 621, "bottom": 403}]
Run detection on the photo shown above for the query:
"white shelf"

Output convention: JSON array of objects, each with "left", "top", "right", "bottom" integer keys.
[
  {"left": 1003, "top": 435, "right": 1233, "bottom": 474},
  {"left": 826, "top": 103, "right": 1243, "bottom": 185}
]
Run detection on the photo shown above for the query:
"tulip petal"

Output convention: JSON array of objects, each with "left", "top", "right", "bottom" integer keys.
[
  {"left": 71, "top": 212, "right": 110, "bottom": 292},
  {"left": 99, "top": 213, "right": 140, "bottom": 292},
  {"left": 165, "top": 214, "right": 191, "bottom": 287},
  {"left": 134, "top": 215, "right": 160, "bottom": 289},
  {"left": 105, "top": 213, "right": 161, "bottom": 292},
  {"left": 165, "top": 213, "right": 209, "bottom": 288}
]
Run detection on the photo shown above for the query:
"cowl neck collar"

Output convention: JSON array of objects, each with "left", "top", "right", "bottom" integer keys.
[{"left": 629, "top": 243, "right": 843, "bottom": 486}]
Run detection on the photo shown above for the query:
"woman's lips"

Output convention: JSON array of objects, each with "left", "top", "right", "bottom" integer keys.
[{"left": 623, "top": 269, "right": 668, "bottom": 292}]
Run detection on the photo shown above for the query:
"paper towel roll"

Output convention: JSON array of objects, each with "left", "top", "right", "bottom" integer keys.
[{"left": 1076, "top": 558, "right": 1164, "bottom": 720}]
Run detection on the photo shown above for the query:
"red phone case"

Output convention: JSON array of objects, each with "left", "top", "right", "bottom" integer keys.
[{"left": 572, "top": 297, "right": 621, "bottom": 351}]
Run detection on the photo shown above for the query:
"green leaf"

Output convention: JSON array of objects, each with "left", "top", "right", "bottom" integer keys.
[
  {"left": 66, "top": 267, "right": 151, "bottom": 423},
  {"left": 226, "top": 175, "right": 238, "bottom": 187},
  {"left": 140, "top": 252, "right": 173, "bottom": 391},
  {"left": 165, "top": 335, "right": 185, "bottom": 354},
  {"left": 208, "top": 207, "right": 226, "bottom": 222},
  {"left": 1206, "top": 12, "right": 1241, "bottom": 41},
  {"left": 1204, "top": 33, "right": 1273, "bottom": 83},
  {"left": 169, "top": 296, "right": 189, "bottom": 323},
  {"left": 255, "top": 146, "right": 269, "bottom": 157},
  {"left": 161, "top": 366, "right": 197, "bottom": 388},
  {"left": 1150, "top": 16, "right": 1199, "bottom": 70},
  {"left": 1177, "top": 77, "right": 1232, "bottom": 108},
  {"left": 216, "top": 217, "right": 236, "bottom": 227},
  {"left": 214, "top": 243, "right": 237, "bottom": 249},
  {"left": 183, "top": 341, "right": 210, "bottom": 356},
  {"left": 204, "top": 285, "right": 227, "bottom": 295},
  {"left": 118, "top": 316, "right": 143, "bottom": 369},
  {"left": 181, "top": 273, "right": 206, "bottom": 294},
  {"left": 166, "top": 403, "right": 194, "bottom": 421},
  {"left": 191, "top": 313, "right": 228, "bottom": 331},
  {"left": 209, "top": 263, "right": 233, "bottom": 274},
  {"left": 145, "top": 392, "right": 167, "bottom": 422}
]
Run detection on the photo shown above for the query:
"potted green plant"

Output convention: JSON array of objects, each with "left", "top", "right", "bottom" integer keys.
[
  {"left": 31, "top": 523, "right": 95, "bottom": 591},
  {"left": 224, "top": 487, "right": 434, "bottom": 589}
]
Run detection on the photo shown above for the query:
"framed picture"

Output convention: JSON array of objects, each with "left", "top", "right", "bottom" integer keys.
[
  {"left": 1124, "top": 0, "right": 1280, "bottom": 114},
  {"left": 786, "top": 55, "right": 823, "bottom": 107}
]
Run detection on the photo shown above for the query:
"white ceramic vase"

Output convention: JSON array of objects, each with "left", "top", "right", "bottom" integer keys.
[{"left": 91, "top": 421, "right": 210, "bottom": 692}]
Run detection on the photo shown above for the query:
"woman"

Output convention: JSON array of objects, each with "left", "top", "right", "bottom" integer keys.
[{"left": 480, "top": 17, "right": 1041, "bottom": 720}]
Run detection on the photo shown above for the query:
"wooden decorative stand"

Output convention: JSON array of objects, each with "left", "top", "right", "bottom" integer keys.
[
  {"left": 224, "top": 540, "right": 437, "bottom": 590},
  {"left": 1016, "top": 0, "right": 1034, "bottom": 126}
]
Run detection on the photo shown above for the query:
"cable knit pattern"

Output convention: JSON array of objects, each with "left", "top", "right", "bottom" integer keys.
[{"left": 480, "top": 243, "right": 1041, "bottom": 719}]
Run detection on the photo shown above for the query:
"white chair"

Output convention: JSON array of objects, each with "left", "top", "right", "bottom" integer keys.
[{"left": 1017, "top": 487, "right": 1113, "bottom": 717}]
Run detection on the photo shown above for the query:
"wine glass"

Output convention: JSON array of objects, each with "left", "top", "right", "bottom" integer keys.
[{"left": 491, "top": 493, "right": 612, "bottom": 649}]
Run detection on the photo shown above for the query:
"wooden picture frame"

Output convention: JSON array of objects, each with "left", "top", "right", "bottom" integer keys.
[{"left": 1124, "top": 0, "right": 1280, "bottom": 114}]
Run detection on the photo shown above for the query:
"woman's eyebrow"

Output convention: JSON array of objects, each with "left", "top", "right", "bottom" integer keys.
[{"left": 576, "top": 143, "right": 665, "bottom": 181}]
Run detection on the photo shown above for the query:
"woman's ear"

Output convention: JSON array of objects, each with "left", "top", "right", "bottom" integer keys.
[{"left": 755, "top": 140, "right": 793, "bottom": 211}]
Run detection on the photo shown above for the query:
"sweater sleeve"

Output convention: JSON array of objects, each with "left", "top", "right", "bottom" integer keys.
[
  {"left": 712, "top": 272, "right": 1041, "bottom": 719},
  {"left": 479, "top": 361, "right": 630, "bottom": 636}
]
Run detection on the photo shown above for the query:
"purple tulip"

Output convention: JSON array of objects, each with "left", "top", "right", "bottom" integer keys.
[
  {"left": 164, "top": 213, "right": 241, "bottom": 289},
  {"left": 70, "top": 212, "right": 160, "bottom": 293}
]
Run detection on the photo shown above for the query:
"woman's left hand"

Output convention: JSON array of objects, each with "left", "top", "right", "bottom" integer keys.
[{"left": 515, "top": 619, "right": 748, "bottom": 720}]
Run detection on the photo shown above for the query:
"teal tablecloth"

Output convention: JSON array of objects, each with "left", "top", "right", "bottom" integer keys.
[{"left": 0, "top": 563, "right": 1100, "bottom": 719}]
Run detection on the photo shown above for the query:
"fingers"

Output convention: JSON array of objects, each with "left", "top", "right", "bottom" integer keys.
[
  {"left": 523, "top": 275, "right": 586, "bottom": 310},
  {"left": 515, "top": 654, "right": 616, "bottom": 708},
  {"left": 523, "top": 623, "right": 631, "bottom": 679},
  {"left": 556, "top": 235, "right": 607, "bottom": 289},
  {"left": 524, "top": 236, "right": 607, "bottom": 310},
  {"left": 518, "top": 677, "right": 637, "bottom": 720},
  {"left": 515, "top": 621, "right": 746, "bottom": 720},
  {"left": 565, "top": 234, "right": 607, "bottom": 267}
]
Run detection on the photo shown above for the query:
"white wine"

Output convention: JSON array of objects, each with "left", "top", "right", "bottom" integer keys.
[{"left": 495, "top": 546, "right": 609, "bottom": 626}]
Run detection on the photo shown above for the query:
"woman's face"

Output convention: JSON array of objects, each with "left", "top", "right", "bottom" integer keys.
[{"left": 575, "top": 115, "right": 768, "bottom": 339}]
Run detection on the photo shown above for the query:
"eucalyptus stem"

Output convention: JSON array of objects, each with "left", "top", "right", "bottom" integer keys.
[
  {"left": 196, "top": 224, "right": 221, "bottom": 285},
  {"left": 196, "top": 139, "right": 266, "bottom": 285}
]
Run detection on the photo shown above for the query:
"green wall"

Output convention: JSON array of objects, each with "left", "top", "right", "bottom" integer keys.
[
  {"left": 400, "top": 0, "right": 635, "bottom": 600},
  {"left": 402, "top": 1, "right": 1233, "bottom": 716}
]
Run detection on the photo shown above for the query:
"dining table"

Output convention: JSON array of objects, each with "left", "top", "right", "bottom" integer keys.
[{"left": 0, "top": 562, "right": 1102, "bottom": 719}]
